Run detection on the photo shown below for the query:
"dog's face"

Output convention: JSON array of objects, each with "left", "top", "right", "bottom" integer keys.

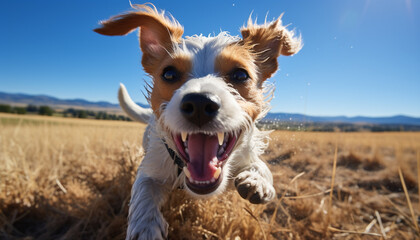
[{"left": 95, "top": 4, "right": 301, "bottom": 196}]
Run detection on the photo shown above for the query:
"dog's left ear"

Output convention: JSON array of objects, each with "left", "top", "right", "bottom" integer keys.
[
  {"left": 241, "top": 16, "right": 302, "bottom": 80},
  {"left": 94, "top": 4, "right": 183, "bottom": 74}
]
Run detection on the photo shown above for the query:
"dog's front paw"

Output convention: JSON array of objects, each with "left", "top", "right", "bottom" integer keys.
[
  {"left": 235, "top": 170, "right": 276, "bottom": 204},
  {"left": 126, "top": 217, "right": 168, "bottom": 240}
]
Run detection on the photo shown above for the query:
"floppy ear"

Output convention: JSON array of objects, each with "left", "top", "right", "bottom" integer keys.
[
  {"left": 94, "top": 4, "right": 184, "bottom": 74},
  {"left": 241, "top": 16, "right": 302, "bottom": 80}
]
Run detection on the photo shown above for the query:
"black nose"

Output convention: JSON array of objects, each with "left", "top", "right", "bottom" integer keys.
[{"left": 180, "top": 93, "right": 221, "bottom": 127}]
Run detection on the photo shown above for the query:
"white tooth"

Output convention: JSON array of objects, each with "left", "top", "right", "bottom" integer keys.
[
  {"left": 213, "top": 167, "right": 221, "bottom": 179},
  {"left": 181, "top": 132, "right": 188, "bottom": 142},
  {"left": 206, "top": 181, "right": 210, "bottom": 184},
  {"left": 217, "top": 132, "right": 224, "bottom": 145},
  {"left": 183, "top": 167, "right": 191, "bottom": 179},
  {"left": 211, "top": 178, "right": 215, "bottom": 183}
]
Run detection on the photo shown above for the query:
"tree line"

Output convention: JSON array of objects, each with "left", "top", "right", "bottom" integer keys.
[{"left": 0, "top": 104, "right": 131, "bottom": 121}]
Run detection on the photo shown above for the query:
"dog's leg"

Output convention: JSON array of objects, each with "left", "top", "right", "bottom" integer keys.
[
  {"left": 233, "top": 129, "right": 276, "bottom": 204},
  {"left": 126, "top": 175, "right": 170, "bottom": 240},
  {"left": 234, "top": 158, "right": 276, "bottom": 204}
]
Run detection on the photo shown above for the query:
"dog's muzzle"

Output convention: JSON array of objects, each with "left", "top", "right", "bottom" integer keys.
[{"left": 171, "top": 91, "right": 240, "bottom": 195}]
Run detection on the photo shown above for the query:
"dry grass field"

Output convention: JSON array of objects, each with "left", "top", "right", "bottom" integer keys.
[{"left": 1, "top": 112, "right": 419, "bottom": 239}]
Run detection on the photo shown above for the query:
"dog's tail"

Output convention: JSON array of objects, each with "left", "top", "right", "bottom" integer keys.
[{"left": 118, "top": 83, "right": 153, "bottom": 124}]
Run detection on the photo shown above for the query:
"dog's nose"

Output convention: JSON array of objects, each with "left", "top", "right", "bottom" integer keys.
[{"left": 180, "top": 93, "right": 221, "bottom": 127}]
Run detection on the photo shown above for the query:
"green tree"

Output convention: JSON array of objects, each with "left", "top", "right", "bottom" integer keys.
[
  {"left": 70, "top": 109, "right": 77, "bottom": 117},
  {"left": 0, "top": 104, "right": 12, "bottom": 113},
  {"left": 13, "top": 107, "right": 27, "bottom": 114},
  {"left": 77, "top": 110, "right": 87, "bottom": 118},
  {"left": 26, "top": 105, "right": 38, "bottom": 113},
  {"left": 38, "top": 106, "right": 54, "bottom": 116}
]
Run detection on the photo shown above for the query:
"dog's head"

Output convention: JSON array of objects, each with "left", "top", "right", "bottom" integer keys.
[{"left": 95, "top": 4, "right": 301, "bottom": 196}]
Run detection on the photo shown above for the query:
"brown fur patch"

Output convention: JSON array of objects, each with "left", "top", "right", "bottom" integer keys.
[
  {"left": 215, "top": 44, "right": 264, "bottom": 120},
  {"left": 150, "top": 53, "right": 192, "bottom": 118}
]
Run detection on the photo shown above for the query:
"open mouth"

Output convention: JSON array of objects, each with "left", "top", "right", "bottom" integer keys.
[{"left": 173, "top": 131, "right": 239, "bottom": 195}]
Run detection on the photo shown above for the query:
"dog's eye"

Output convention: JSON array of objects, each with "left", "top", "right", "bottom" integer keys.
[
  {"left": 230, "top": 68, "right": 249, "bottom": 83},
  {"left": 162, "top": 66, "right": 180, "bottom": 83}
]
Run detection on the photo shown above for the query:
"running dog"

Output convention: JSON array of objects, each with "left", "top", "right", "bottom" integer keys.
[{"left": 95, "top": 4, "right": 301, "bottom": 239}]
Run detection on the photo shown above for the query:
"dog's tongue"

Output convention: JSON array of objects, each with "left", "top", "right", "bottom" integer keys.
[{"left": 187, "top": 133, "right": 218, "bottom": 180}]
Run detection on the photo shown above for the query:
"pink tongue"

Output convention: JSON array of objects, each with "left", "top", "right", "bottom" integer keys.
[{"left": 187, "top": 133, "right": 218, "bottom": 180}]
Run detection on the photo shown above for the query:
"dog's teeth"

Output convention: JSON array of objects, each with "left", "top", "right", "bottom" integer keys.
[
  {"left": 217, "top": 132, "right": 224, "bottom": 145},
  {"left": 183, "top": 167, "right": 191, "bottom": 179},
  {"left": 181, "top": 132, "right": 188, "bottom": 142},
  {"left": 211, "top": 178, "right": 216, "bottom": 183},
  {"left": 213, "top": 167, "right": 221, "bottom": 179}
]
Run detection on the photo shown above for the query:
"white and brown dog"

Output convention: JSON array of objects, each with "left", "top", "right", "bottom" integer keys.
[{"left": 95, "top": 4, "right": 301, "bottom": 239}]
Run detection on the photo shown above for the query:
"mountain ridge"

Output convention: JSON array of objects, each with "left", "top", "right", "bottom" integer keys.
[
  {"left": 0, "top": 91, "right": 149, "bottom": 109},
  {"left": 264, "top": 112, "right": 420, "bottom": 126}
]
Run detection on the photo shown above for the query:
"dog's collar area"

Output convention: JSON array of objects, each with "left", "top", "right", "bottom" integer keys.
[{"left": 162, "top": 140, "right": 184, "bottom": 176}]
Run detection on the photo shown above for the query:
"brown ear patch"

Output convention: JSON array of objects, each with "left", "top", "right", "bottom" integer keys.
[
  {"left": 94, "top": 4, "right": 183, "bottom": 40},
  {"left": 241, "top": 17, "right": 302, "bottom": 81},
  {"left": 94, "top": 4, "right": 184, "bottom": 75}
]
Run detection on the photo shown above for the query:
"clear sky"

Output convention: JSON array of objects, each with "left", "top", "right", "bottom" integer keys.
[{"left": 1, "top": 0, "right": 419, "bottom": 117}]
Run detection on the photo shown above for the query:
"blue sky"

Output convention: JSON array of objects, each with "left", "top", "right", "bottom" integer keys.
[{"left": 1, "top": 0, "right": 419, "bottom": 117}]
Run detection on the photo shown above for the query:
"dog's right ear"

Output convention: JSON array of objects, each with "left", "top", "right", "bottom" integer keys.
[
  {"left": 241, "top": 15, "right": 302, "bottom": 81},
  {"left": 94, "top": 4, "right": 184, "bottom": 74}
]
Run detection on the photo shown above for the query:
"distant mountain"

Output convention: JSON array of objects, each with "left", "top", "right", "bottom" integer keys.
[
  {"left": 1, "top": 91, "right": 419, "bottom": 126},
  {"left": 0, "top": 91, "right": 149, "bottom": 110},
  {"left": 264, "top": 112, "right": 420, "bottom": 126}
]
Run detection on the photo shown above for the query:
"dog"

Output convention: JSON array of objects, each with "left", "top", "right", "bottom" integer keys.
[{"left": 95, "top": 4, "right": 301, "bottom": 239}]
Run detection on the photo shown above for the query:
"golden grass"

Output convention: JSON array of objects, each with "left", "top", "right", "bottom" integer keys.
[
  {"left": 326, "top": 144, "right": 338, "bottom": 235},
  {"left": 399, "top": 167, "right": 420, "bottom": 234},
  {"left": 418, "top": 150, "right": 420, "bottom": 212},
  {"left": 1, "top": 113, "right": 419, "bottom": 239}
]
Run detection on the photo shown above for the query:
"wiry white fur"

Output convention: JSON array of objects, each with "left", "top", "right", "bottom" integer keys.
[
  {"left": 95, "top": 9, "right": 305, "bottom": 239},
  {"left": 123, "top": 89, "right": 274, "bottom": 239},
  {"left": 94, "top": 1, "right": 304, "bottom": 237},
  {"left": 182, "top": 33, "right": 240, "bottom": 78},
  {"left": 126, "top": 117, "right": 178, "bottom": 239},
  {"left": 121, "top": 34, "right": 276, "bottom": 240}
]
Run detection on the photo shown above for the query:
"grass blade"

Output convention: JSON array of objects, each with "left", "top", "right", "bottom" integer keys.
[{"left": 398, "top": 166, "right": 420, "bottom": 235}]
